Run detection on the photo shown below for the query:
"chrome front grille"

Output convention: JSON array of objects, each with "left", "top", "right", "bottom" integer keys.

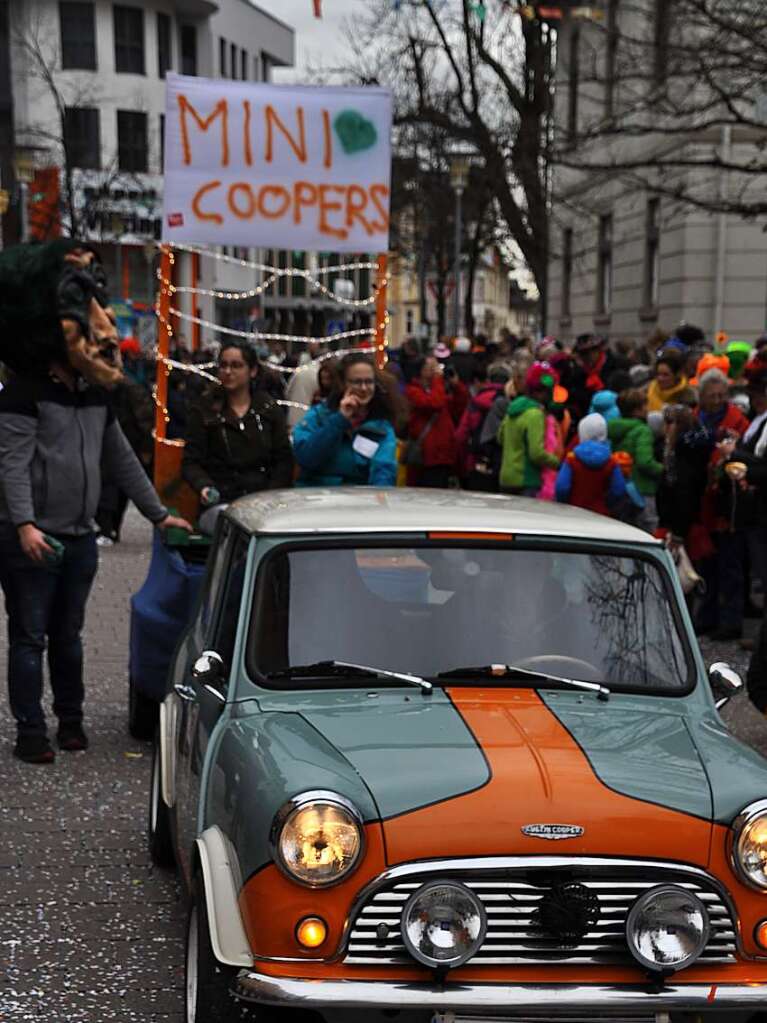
[{"left": 345, "top": 868, "right": 738, "bottom": 966}]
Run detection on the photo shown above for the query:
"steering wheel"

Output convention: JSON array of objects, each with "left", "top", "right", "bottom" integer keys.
[{"left": 512, "top": 654, "right": 602, "bottom": 680}]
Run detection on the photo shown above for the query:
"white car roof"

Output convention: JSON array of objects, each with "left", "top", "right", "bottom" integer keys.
[{"left": 226, "top": 488, "right": 659, "bottom": 545}]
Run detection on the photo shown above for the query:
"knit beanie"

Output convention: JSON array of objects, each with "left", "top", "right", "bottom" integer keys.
[
  {"left": 647, "top": 410, "right": 665, "bottom": 437},
  {"left": 589, "top": 389, "right": 620, "bottom": 421},
  {"left": 726, "top": 341, "right": 752, "bottom": 380},
  {"left": 578, "top": 412, "right": 608, "bottom": 443}
]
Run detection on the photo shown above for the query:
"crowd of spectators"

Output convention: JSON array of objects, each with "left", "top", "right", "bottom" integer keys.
[{"left": 112, "top": 322, "right": 767, "bottom": 664}]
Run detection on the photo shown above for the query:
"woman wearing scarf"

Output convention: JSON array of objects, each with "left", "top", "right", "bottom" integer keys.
[
  {"left": 647, "top": 348, "right": 690, "bottom": 412},
  {"left": 560, "top": 334, "right": 617, "bottom": 422},
  {"left": 693, "top": 369, "right": 749, "bottom": 641}
]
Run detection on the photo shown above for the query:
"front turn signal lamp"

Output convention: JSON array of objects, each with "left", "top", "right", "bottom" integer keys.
[
  {"left": 755, "top": 920, "right": 767, "bottom": 951},
  {"left": 296, "top": 916, "right": 328, "bottom": 949}
]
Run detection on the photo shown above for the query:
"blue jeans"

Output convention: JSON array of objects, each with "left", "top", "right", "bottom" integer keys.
[{"left": 0, "top": 526, "right": 98, "bottom": 737}]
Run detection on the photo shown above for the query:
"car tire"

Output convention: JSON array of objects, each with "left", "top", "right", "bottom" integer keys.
[
  {"left": 186, "top": 877, "right": 243, "bottom": 1023},
  {"left": 129, "top": 675, "right": 158, "bottom": 741},
  {"left": 148, "top": 729, "right": 175, "bottom": 869}
]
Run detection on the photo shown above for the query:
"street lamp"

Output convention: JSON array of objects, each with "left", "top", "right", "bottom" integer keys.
[{"left": 449, "top": 152, "right": 472, "bottom": 338}]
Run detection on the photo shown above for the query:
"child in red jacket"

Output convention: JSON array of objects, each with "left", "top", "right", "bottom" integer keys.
[{"left": 555, "top": 413, "right": 627, "bottom": 517}]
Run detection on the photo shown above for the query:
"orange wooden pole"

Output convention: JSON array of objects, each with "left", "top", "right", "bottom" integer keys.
[
  {"left": 154, "top": 246, "right": 171, "bottom": 462},
  {"left": 374, "top": 253, "right": 388, "bottom": 369}
]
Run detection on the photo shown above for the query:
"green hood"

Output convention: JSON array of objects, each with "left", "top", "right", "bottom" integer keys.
[
  {"left": 607, "top": 417, "right": 644, "bottom": 444},
  {"left": 211, "top": 691, "right": 489, "bottom": 880},
  {"left": 507, "top": 395, "right": 540, "bottom": 418}
]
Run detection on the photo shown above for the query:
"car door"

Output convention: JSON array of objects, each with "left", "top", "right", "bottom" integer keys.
[{"left": 174, "top": 520, "right": 249, "bottom": 880}]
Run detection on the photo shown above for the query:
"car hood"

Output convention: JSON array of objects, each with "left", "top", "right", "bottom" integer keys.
[{"left": 298, "top": 688, "right": 713, "bottom": 868}]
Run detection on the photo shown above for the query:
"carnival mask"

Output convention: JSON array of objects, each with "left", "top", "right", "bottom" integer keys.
[{"left": 57, "top": 249, "right": 123, "bottom": 388}]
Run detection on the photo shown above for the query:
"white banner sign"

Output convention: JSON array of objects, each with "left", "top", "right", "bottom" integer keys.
[{"left": 162, "top": 74, "right": 392, "bottom": 253}]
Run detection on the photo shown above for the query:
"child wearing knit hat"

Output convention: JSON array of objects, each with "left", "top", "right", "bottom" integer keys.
[{"left": 555, "top": 413, "right": 627, "bottom": 517}]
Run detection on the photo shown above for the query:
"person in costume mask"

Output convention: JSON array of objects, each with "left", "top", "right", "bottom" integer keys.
[{"left": 0, "top": 241, "right": 190, "bottom": 764}]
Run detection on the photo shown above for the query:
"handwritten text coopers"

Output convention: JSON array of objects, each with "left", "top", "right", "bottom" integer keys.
[{"left": 162, "top": 75, "right": 393, "bottom": 253}]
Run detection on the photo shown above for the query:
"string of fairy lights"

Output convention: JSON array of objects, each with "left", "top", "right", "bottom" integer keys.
[{"left": 150, "top": 244, "right": 390, "bottom": 442}]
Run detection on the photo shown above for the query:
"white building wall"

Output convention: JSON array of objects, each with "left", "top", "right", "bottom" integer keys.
[{"left": 548, "top": 7, "right": 767, "bottom": 345}]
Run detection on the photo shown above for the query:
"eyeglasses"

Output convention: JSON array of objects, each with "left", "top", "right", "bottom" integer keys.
[
  {"left": 347, "top": 378, "right": 375, "bottom": 388},
  {"left": 219, "top": 361, "right": 247, "bottom": 370}
]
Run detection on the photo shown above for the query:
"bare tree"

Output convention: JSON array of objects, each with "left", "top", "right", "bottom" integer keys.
[
  {"left": 331, "top": 0, "right": 553, "bottom": 319},
  {"left": 11, "top": 9, "right": 152, "bottom": 241},
  {"left": 392, "top": 123, "right": 504, "bottom": 337},
  {"left": 552, "top": 0, "right": 767, "bottom": 218}
]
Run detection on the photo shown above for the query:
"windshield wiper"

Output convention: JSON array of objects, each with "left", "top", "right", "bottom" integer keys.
[
  {"left": 436, "top": 663, "right": 610, "bottom": 702},
  {"left": 267, "top": 660, "right": 432, "bottom": 692}
]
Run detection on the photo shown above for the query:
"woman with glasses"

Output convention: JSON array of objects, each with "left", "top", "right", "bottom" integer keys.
[
  {"left": 182, "top": 340, "right": 294, "bottom": 529},
  {"left": 293, "top": 353, "right": 398, "bottom": 487}
]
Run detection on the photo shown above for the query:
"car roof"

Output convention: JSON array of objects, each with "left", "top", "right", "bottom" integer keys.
[{"left": 225, "top": 488, "right": 659, "bottom": 545}]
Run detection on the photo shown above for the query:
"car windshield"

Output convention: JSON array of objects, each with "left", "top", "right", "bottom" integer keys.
[{"left": 249, "top": 545, "right": 692, "bottom": 692}]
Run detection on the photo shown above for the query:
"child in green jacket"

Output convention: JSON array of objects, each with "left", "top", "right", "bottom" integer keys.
[
  {"left": 607, "top": 388, "right": 663, "bottom": 533},
  {"left": 498, "top": 362, "right": 561, "bottom": 494}
]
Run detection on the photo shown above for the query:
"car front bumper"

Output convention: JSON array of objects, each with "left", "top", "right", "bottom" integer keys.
[{"left": 234, "top": 971, "right": 767, "bottom": 1015}]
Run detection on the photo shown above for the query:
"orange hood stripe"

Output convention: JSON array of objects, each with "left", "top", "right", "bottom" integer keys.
[{"left": 381, "top": 688, "right": 712, "bottom": 867}]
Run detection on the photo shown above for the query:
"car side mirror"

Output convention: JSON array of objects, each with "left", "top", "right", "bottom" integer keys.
[
  {"left": 192, "top": 649, "right": 226, "bottom": 700},
  {"left": 709, "top": 661, "right": 743, "bottom": 710}
]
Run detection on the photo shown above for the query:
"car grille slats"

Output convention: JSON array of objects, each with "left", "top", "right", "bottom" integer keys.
[{"left": 345, "top": 871, "right": 738, "bottom": 966}]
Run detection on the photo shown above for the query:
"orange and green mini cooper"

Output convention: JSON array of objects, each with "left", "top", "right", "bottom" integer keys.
[{"left": 148, "top": 487, "right": 767, "bottom": 1023}]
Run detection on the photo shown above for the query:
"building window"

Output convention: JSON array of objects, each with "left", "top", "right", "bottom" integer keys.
[
  {"left": 262, "top": 52, "right": 273, "bottom": 82},
  {"left": 230, "top": 43, "right": 237, "bottom": 80},
  {"left": 644, "top": 198, "right": 660, "bottom": 309},
  {"left": 605, "top": 0, "right": 619, "bottom": 117},
  {"left": 180, "top": 24, "right": 197, "bottom": 76},
  {"left": 157, "top": 12, "right": 172, "bottom": 78},
  {"left": 561, "top": 227, "right": 573, "bottom": 318},
  {"left": 159, "top": 113, "right": 165, "bottom": 171},
  {"left": 241, "top": 49, "right": 248, "bottom": 81},
  {"left": 567, "top": 27, "right": 580, "bottom": 142},
  {"left": 117, "top": 110, "right": 147, "bottom": 172},
  {"left": 114, "top": 5, "right": 145, "bottom": 75},
  {"left": 63, "top": 107, "right": 100, "bottom": 170},
  {"left": 253, "top": 55, "right": 261, "bottom": 81},
  {"left": 219, "top": 37, "right": 227, "bottom": 77},
  {"left": 59, "top": 2, "right": 96, "bottom": 70},
  {"left": 654, "top": 0, "right": 670, "bottom": 85},
  {"left": 406, "top": 307, "right": 415, "bottom": 335},
  {"left": 597, "top": 214, "right": 613, "bottom": 314}
]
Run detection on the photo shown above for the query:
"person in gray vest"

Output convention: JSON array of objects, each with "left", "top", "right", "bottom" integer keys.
[{"left": 0, "top": 240, "right": 190, "bottom": 764}]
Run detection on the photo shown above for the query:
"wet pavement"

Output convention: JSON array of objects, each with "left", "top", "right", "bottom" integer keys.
[
  {"left": 1, "top": 510, "right": 767, "bottom": 1020},
  {"left": 0, "top": 511, "right": 184, "bottom": 1021}
]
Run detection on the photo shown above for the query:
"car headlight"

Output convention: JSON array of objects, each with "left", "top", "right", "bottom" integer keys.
[
  {"left": 626, "top": 885, "right": 709, "bottom": 973},
  {"left": 732, "top": 801, "right": 767, "bottom": 890},
  {"left": 272, "top": 791, "right": 363, "bottom": 887},
  {"left": 401, "top": 881, "right": 487, "bottom": 969}
]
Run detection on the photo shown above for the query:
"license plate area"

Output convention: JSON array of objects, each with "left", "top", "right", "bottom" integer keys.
[{"left": 431, "top": 1015, "right": 663, "bottom": 1023}]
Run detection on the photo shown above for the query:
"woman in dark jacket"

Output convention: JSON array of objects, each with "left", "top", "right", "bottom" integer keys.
[{"left": 182, "top": 340, "right": 294, "bottom": 526}]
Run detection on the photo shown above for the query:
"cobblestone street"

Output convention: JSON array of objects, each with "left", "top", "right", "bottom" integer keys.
[
  {"left": 0, "top": 511, "right": 183, "bottom": 1022},
  {"left": 2, "top": 509, "right": 767, "bottom": 1021}
]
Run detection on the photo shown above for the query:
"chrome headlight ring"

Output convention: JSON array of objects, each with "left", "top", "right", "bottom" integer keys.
[
  {"left": 270, "top": 789, "right": 365, "bottom": 888},
  {"left": 625, "top": 884, "right": 709, "bottom": 973},
  {"left": 731, "top": 799, "right": 767, "bottom": 891},
  {"left": 401, "top": 880, "right": 487, "bottom": 969}
]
